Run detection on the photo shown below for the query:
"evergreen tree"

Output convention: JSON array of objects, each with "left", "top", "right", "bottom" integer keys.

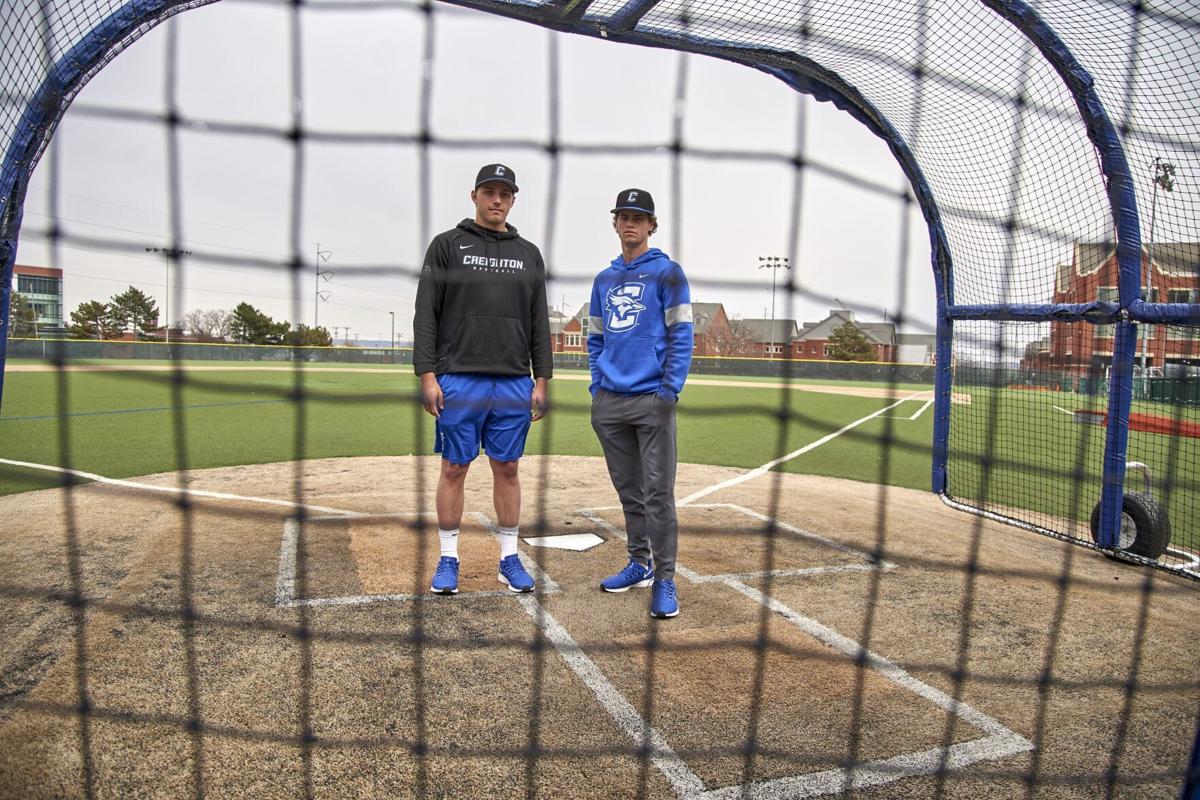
[
  {"left": 230, "top": 302, "right": 289, "bottom": 344},
  {"left": 109, "top": 286, "right": 160, "bottom": 339},
  {"left": 68, "top": 300, "right": 117, "bottom": 340},
  {"left": 826, "top": 321, "right": 876, "bottom": 362},
  {"left": 284, "top": 324, "right": 333, "bottom": 347}
]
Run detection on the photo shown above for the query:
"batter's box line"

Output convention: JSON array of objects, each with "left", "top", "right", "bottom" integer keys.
[
  {"left": 877, "top": 397, "right": 934, "bottom": 421},
  {"left": 518, "top": 580, "right": 1031, "bottom": 800},
  {"left": 274, "top": 511, "right": 560, "bottom": 608},
  {"left": 578, "top": 503, "right": 894, "bottom": 583}
]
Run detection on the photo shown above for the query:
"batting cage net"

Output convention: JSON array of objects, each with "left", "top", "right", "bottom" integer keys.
[{"left": 1, "top": 0, "right": 1199, "bottom": 798}]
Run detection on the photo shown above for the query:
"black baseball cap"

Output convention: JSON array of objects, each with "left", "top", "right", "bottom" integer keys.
[
  {"left": 475, "top": 163, "right": 519, "bottom": 192},
  {"left": 611, "top": 188, "right": 655, "bottom": 216}
]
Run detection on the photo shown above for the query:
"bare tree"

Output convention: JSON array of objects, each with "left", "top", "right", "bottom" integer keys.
[
  {"left": 718, "top": 319, "right": 758, "bottom": 357},
  {"left": 183, "top": 308, "right": 233, "bottom": 341}
]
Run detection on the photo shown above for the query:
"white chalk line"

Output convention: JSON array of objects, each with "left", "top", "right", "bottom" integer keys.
[
  {"left": 877, "top": 397, "right": 934, "bottom": 421},
  {"left": 701, "top": 580, "right": 1033, "bottom": 799},
  {"left": 0, "top": 457, "right": 358, "bottom": 516},
  {"left": 7, "top": 454, "right": 1031, "bottom": 793},
  {"left": 516, "top": 593, "right": 709, "bottom": 798},
  {"left": 678, "top": 392, "right": 924, "bottom": 506},
  {"left": 576, "top": 504, "right": 1029, "bottom": 796}
]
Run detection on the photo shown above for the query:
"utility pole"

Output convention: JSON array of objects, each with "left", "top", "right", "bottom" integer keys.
[
  {"left": 758, "top": 255, "right": 791, "bottom": 357},
  {"left": 389, "top": 311, "right": 395, "bottom": 364},
  {"left": 315, "top": 243, "right": 333, "bottom": 329}
]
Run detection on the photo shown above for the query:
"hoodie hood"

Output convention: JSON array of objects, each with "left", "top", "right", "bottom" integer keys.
[
  {"left": 610, "top": 247, "right": 668, "bottom": 271},
  {"left": 458, "top": 218, "right": 520, "bottom": 240}
]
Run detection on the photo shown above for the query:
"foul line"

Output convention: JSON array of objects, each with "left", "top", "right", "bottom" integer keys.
[
  {"left": 0, "top": 457, "right": 358, "bottom": 517},
  {"left": 679, "top": 393, "right": 922, "bottom": 506}
]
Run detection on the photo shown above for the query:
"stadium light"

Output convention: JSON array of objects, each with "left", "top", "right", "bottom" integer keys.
[
  {"left": 389, "top": 311, "right": 395, "bottom": 363},
  {"left": 758, "top": 255, "right": 790, "bottom": 356}
]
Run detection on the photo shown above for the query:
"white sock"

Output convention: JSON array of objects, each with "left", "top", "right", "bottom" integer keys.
[
  {"left": 438, "top": 528, "right": 459, "bottom": 559},
  {"left": 498, "top": 525, "right": 519, "bottom": 559}
]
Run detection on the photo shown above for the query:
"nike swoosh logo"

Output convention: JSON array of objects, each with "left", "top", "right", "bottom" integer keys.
[
  {"left": 637, "top": 274, "right": 650, "bottom": 278},
  {"left": 459, "top": 244, "right": 474, "bottom": 250}
]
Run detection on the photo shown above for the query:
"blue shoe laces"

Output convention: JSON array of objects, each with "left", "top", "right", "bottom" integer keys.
[
  {"left": 619, "top": 560, "right": 649, "bottom": 582},
  {"left": 434, "top": 557, "right": 457, "bottom": 582},
  {"left": 654, "top": 579, "right": 676, "bottom": 603}
]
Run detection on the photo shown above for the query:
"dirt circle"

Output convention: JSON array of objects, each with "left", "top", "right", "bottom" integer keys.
[{"left": 0, "top": 456, "right": 1196, "bottom": 799}]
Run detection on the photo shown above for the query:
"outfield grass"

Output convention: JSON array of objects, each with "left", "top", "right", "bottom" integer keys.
[
  {"left": 3, "top": 364, "right": 1195, "bottom": 553},
  {"left": 947, "top": 385, "right": 1198, "bottom": 547},
  {"left": 0, "top": 365, "right": 936, "bottom": 497}
]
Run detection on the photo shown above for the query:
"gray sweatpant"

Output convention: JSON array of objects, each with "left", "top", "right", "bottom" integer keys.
[{"left": 590, "top": 389, "right": 679, "bottom": 581}]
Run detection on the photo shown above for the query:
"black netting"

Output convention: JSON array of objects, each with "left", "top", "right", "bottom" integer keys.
[{"left": 1, "top": 0, "right": 1198, "bottom": 798}]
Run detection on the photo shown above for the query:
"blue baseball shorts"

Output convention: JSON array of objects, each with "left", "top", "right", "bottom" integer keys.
[{"left": 434, "top": 373, "right": 535, "bottom": 465}]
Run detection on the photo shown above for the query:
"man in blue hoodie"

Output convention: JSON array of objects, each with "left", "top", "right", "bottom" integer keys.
[{"left": 588, "top": 188, "right": 693, "bottom": 618}]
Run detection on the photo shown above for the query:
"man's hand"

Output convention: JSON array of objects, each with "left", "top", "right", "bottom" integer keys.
[
  {"left": 531, "top": 377, "right": 549, "bottom": 422},
  {"left": 420, "top": 372, "right": 443, "bottom": 418}
]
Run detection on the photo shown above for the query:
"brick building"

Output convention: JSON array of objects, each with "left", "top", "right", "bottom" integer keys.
[
  {"left": 1029, "top": 241, "right": 1200, "bottom": 376},
  {"left": 690, "top": 302, "right": 734, "bottom": 356},
  {"left": 793, "top": 308, "right": 897, "bottom": 362}
]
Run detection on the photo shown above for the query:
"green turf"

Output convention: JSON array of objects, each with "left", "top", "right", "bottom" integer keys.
[
  {"left": 0, "top": 366, "right": 932, "bottom": 497},
  {"left": 947, "top": 385, "right": 1198, "bottom": 546},
  {"left": 3, "top": 365, "right": 1194, "bottom": 554}
]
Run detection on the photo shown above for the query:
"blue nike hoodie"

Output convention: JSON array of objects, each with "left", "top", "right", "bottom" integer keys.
[{"left": 587, "top": 247, "right": 693, "bottom": 401}]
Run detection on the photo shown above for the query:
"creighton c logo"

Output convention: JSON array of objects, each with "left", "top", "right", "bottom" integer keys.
[
  {"left": 496, "top": 166, "right": 506, "bottom": 176},
  {"left": 627, "top": 191, "right": 638, "bottom": 202},
  {"left": 605, "top": 283, "right": 647, "bottom": 332}
]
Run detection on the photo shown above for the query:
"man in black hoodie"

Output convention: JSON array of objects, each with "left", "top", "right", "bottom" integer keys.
[{"left": 413, "top": 163, "right": 552, "bottom": 596}]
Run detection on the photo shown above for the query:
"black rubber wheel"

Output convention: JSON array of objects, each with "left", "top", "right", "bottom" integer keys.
[{"left": 1089, "top": 492, "right": 1170, "bottom": 560}]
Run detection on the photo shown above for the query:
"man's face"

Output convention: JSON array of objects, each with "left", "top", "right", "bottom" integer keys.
[
  {"left": 472, "top": 182, "right": 516, "bottom": 229},
  {"left": 614, "top": 210, "right": 654, "bottom": 248}
]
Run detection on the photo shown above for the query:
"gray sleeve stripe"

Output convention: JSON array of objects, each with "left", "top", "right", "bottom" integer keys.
[
  {"left": 588, "top": 315, "right": 604, "bottom": 332},
  {"left": 665, "top": 303, "right": 693, "bottom": 326}
]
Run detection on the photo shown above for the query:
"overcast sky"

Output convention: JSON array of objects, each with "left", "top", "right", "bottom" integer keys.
[{"left": 16, "top": 0, "right": 953, "bottom": 344}]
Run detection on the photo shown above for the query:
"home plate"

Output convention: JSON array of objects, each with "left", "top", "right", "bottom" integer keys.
[{"left": 522, "top": 533, "right": 605, "bottom": 551}]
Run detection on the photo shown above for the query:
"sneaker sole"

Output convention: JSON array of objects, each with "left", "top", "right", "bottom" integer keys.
[
  {"left": 431, "top": 585, "right": 459, "bottom": 594},
  {"left": 498, "top": 574, "right": 534, "bottom": 593},
  {"left": 650, "top": 607, "right": 680, "bottom": 619},
  {"left": 601, "top": 577, "right": 654, "bottom": 593}
]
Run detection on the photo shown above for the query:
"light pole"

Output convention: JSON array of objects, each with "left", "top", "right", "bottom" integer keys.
[
  {"left": 1141, "top": 158, "right": 1175, "bottom": 382},
  {"left": 758, "top": 255, "right": 791, "bottom": 357},
  {"left": 389, "top": 311, "right": 395, "bottom": 364},
  {"left": 315, "top": 242, "right": 334, "bottom": 329}
]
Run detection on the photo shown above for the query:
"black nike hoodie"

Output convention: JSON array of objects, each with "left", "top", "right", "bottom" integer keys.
[{"left": 413, "top": 218, "right": 552, "bottom": 379}]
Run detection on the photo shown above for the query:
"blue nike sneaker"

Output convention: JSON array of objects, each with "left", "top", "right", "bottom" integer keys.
[
  {"left": 498, "top": 554, "right": 534, "bottom": 593},
  {"left": 431, "top": 556, "right": 459, "bottom": 594},
  {"left": 650, "top": 578, "right": 679, "bottom": 619},
  {"left": 600, "top": 559, "right": 654, "bottom": 593}
]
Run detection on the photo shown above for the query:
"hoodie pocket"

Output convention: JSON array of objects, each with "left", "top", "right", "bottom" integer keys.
[{"left": 600, "top": 337, "right": 662, "bottom": 392}]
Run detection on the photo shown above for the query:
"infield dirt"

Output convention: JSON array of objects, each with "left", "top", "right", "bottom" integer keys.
[{"left": 0, "top": 455, "right": 1196, "bottom": 798}]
